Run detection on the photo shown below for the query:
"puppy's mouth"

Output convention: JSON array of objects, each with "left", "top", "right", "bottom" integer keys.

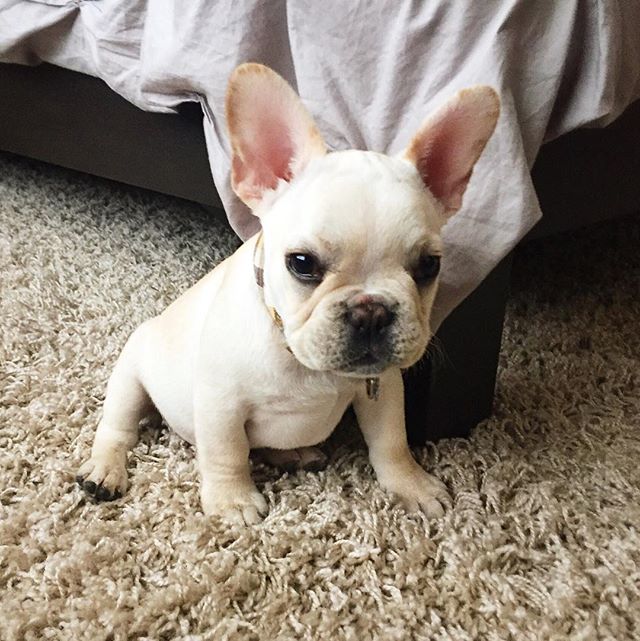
[
  {"left": 336, "top": 350, "right": 392, "bottom": 377},
  {"left": 351, "top": 352, "right": 379, "bottom": 367}
]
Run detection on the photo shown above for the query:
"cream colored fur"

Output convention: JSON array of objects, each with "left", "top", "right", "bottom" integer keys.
[{"left": 78, "top": 64, "right": 499, "bottom": 524}]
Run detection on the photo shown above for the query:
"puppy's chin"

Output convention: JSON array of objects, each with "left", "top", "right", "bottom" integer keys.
[
  {"left": 289, "top": 345, "right": 427, "bottom": 379},
  {"left": 335, "top": 358, "right": 393, "bottom": 379},
  {"left": 336, "top": 367, "right": 391, "bottom": 380},
  {"left": 287, "top": 343, "right": 387, "bottom": 376},
  {"left": 338, "top": 334, "right": 431, "bottom": 377}
]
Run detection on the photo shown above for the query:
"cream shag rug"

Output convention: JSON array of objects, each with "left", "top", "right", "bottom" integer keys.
[{"left": 1, "top": 152, "right": 639, "bottom": 641}]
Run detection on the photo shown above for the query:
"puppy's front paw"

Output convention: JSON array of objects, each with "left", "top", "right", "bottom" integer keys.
[
  {"left": 201, "top": 482, "right": 268, "bottom": 525},
  {"left": 76, "top": 455, "right": 128, "bottom": 502},
  {"left": 382, "top": 466, "right": 451, "bottom": 518}
]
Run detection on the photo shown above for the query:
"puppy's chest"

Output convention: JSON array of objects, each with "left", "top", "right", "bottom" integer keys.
[{"left": 245, "top": 376, "right": 355, "bottom": 450}]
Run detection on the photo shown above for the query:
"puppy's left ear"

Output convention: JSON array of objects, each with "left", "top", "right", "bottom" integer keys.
[
  {"left": 403, "top": 86, "right": 500, "bottom": 217},
  {"left": 226, "top": 63, "right": 327, "bottom": 211}
]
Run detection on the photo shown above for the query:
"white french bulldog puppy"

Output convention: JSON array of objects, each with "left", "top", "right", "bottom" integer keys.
[{"left": 77, "top": 64, "right": 499, "bottom": 524}]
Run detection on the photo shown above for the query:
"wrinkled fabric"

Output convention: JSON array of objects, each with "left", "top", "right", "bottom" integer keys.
[{"left": 2, "top": 0, "right": 639, "bottom": 327}]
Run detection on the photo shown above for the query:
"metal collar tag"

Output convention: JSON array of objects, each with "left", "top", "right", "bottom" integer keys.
[{"left": 365, "top": 377, "right": 380, "bottom": 400}]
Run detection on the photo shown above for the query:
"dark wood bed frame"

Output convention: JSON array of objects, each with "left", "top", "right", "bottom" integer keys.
[{"left": 1, "top": 62, "right": 639, "bottom": 444}]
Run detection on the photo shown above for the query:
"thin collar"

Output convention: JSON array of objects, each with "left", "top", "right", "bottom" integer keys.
[
  {"left": 253, "top": 231, "right": 285, "bottom": 332},
  {"left": 252, "top": 231, "right": 380, "bottom": 401}
]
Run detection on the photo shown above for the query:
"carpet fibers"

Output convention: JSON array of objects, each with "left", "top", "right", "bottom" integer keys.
[{"left": 1, "top": 152, "right": 639, "bottom": 640}]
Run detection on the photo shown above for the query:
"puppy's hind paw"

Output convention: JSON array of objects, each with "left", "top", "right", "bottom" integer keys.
[
  {"left": 76, "top": 456, "right": 128, "bottom": 502},
  {"left": 254, "top": 446, "right": 328, "bottom": 473}
]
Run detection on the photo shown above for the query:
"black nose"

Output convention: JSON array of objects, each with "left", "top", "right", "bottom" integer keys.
[{"left": 346, "top": 301, "right": 394, "bottom": 337}]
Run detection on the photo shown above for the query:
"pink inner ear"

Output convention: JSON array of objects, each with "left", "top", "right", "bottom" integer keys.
[
  {"left": 250, "top": 113, "right": 295, "bottom": 185},
  {"left": 415, "top": 117, "right": 468, "bottom": 205},
  {"left": 407, "top": 87, "right": 499, "bottom": 215},
  {"left": 231, "top": 110, "right": 298, "bottom": 204},
  {"left": 227, "top": 64, "right": 327, "bottom": 209}
]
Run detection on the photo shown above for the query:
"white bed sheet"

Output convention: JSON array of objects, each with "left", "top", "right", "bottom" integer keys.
[{"left": 2, "top": 0, "right": 639, "bottom": 327}]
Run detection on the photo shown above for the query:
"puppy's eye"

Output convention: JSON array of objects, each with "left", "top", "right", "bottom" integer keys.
[
  {"left": 412, "top": 254, "right": 441, "bottom": 284},
  {"left": 286, "top": 252, "right": 325, "bottom": 283}
]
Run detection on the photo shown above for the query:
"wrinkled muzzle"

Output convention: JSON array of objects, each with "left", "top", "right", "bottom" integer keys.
[{"left": 286, "top": 292, "right": 430, "bottom": 376}]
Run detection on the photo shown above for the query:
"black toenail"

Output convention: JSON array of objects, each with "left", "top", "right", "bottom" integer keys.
[
  {"left": 84, "top": 480, "right": 97, "bottom": 494},
  {"left": 112, "top": 489, "right": 122, "bottom": 500},
  {"left": 76, "top": 475, "right": 85, "bottom": 487},
  {"left": 95, "top": 485, "right": 112, "bottom": 501}
]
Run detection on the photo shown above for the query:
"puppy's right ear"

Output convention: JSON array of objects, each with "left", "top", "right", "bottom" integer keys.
[{"left": 226, "top": 63, "right": 326, "bottom": 211}]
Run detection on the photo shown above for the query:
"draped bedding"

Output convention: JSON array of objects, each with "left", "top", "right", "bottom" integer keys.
[{"left": 2, "top": 0, "right": 639, "bottom": 326}]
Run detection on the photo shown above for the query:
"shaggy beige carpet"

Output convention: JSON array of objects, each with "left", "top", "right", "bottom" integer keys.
[{"left": 1, "top": 151, "right": 639, "bottom": 641}]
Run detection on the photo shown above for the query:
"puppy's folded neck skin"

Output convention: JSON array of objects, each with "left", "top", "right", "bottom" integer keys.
[{"left": 252, "top": 229, "right": 381, "bottom": 400}]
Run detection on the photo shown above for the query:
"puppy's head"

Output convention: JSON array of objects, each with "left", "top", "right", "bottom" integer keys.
[{"left": 227, "top": 64, "right": 499, "bottom": 377}]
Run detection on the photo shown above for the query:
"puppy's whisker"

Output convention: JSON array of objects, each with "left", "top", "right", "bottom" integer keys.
[{"left": 424, "top": 335, "right": 450, "bottom": 372}]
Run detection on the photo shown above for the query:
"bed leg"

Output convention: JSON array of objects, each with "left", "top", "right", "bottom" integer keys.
[{"left": 404, "top": 252, "right": 513, "bottom": 445}]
